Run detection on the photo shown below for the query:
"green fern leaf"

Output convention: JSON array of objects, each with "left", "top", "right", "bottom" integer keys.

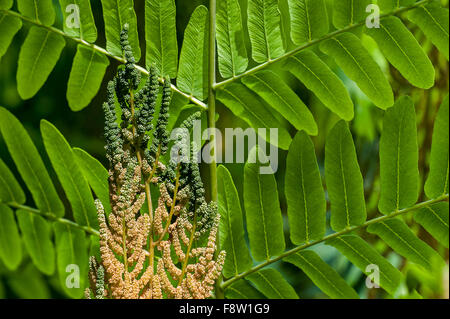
[
  {"left": 225, "top": 280, "right": 265, "bottom": 299},
  {"left": 0, "top": 0, "right": 13, "bottom": 9},
  {"left": 218, "top": 165, "right": 253, "bottom": 278},
  {"left": 0, "top": 204, "right": 22, "bottom": 271},
  {"left": 216, "top": 0, "right": 248, "bottom": 78},
  {"left": 332, "top": 0, "right": 372, "bottom": 29},
  {"left": 0, "top": 158, "right": 26, "bottom": 205},
  {"left": 242, "top": 70, "right": 318, "bottom": 135},
  {"left": 425, "top": 94, "right": 449, "bottom": 199},
  {"left": 325, "top": 121, "right": 366, "bottom": 231},
  {"left": 0, "top": 108, "right": 64, "bottom": 217},
  {"left": 16, "top": 27, "right": 66, "bottom": 99},
  {"left": 58, "top": 0, "right": 97, "bottom": 43},
  {"left": 287, "top": 0, "right": 329, "bottom": 44},
  {"left": 326, "top": 235, "right": 403, "bottom": 295},
  {"left": 244, "top": 147, "right": 285, "bottom": 262},
  {"left": 145, "top": 0, "right": 178, "bottom": 78},
  {"left": 284, "top": 50, "right": 354, "bottom": 121},
  {"left": 41, "top": 120, "right": 98, "bottom": 229},
  {"left": 378, "top": 0, "right": 416, "bottom": 12},
  {"left": 248, "top": 0, "right": 284, "bottom": 63},
  {"left": 414, "top": 202, "right": 449, "bottom": 249},
  {"left": 101, "top": 0, "right": 140, "bottom": 60},
  {"left": 73, "top": 147, "right": 111, "bottom": 215},
  {"left": 177, "top": 5, "right": 209, "bottom": 100},
  {"left": 67, "top": 45, "right": 110, "bottom": 111},
  {"left": 365, "top": 16, "right": 435, "bottom": 89},
  {"left": 216, "top": 83, "right": 292, "bottom": 150},
  {"left": 320, "top": 32, "right": 394, "bottom": 109},
  {"left": 247, "top": 268, "right": 298, "bottom": 299},
  {"left": 17, "top": 0, "right": 55, "bottom": 26},
  {"left": 367, "top": 218, "right": 444, "bottom": 271},
  {"left": 0, "top": 13, "right": 22, "bottom": 60},
  {"left": 278, "top": 0, "right": 296, "bottom": 50},
  {"left": 379, "top": 96, "right": 419, "bottom": 214},
  {"left": 408, "top": 1, "right": 449, "bottom": 60},
  {"left": 7, "top": 264, "right": 50, "bottom": 298},
  {"left": 284, "top": 250, "right": 359, "bottom": 299},
  {"left": 285, "top": 131, "right": 326, "bottom": 244},
  {"left": 54, "top": 223, "right": 88, "bottom": 298},
  {"left": 16, "top": 210, "right": 55, "bottom": 275}
]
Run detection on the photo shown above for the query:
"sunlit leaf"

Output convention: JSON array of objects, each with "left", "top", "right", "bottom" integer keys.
[
  {"left": 368, "top": 218, "right": 444, "bottom": 271},
  {"left": 248, "top": 0, "right": 284, "bottom": 63},
  {"left": 288, "top": 0, "right": 329, "bottom": 44},
  {"left": 0, "top": 108, "right": 64, "bottom": 217},
  {"left": 247, "top": 268, "right": 298, "bottom": 299},
  {"left": 145, "top": 0, "right": 178, "bottom": 77},
  {"left": 218, "top": 165, "right": 253, "bottom": 278},
  {"left": 0, "top": 204, "right": 22, "bottom": 270},
  {"left": 58, "top": 0, "right": 97, "bottom": 43},
  {"left": 67, "top": 45, "right": 110, "bottom": 111},
  {"left": 325, "top": 121, "right": 366, "bottom": 230},
  {"left": 365, "top": 16, "right": 435, "bottom": 89},
  {"left": 414, "top": 202, "right": 449, "bottom": 248},
  {"left": 17, "top": 210, "right": 55, "bottom": 275},
  {"left": 101, "top": 0, "right": 140, "bottom": 60},
  {"left": 284, "top": 250, "right": 359, "bottom": 299},
  {"left": 285, "top": 131, "right": 326, "bottom": 244},
  {"left": 177, "top": 5, "right": 209, "bottom": 100},
  {"left": 378, "top": 96, "right": 419, "bottom": 214},
  {"left": 327, "top": 235, "right": 403, "bottom": 295},
  {"left": 244, "top": 147, "right": 285, "bottom": 262},
  {"left": 242, "top": 70, "right": 317, "bottom": 135},
  {"left": 0, "top": 158, "right": 25, "bottom": 205},
  {"left": 17, "top": 27, "right": 65, "bottom": 99},
  {"left": 41, "top": 120, "right": 98, "bottom": 229},
  {"left": 425, "top": 94, "right": 449, "bottom": 199},
  {"left": 320, "top": 32, "right": 394, "bottom": 109}
]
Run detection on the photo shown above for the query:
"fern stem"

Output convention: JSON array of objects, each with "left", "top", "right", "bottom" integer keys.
[
  {"left": 213, "top": 0, "right": 434, "bottom": 90},
  {"left": 7, "top": 202, "right": 100, "bottom": 236},
  {"left": 207, "top": 0, "right": 224, "bottom": 299},
  {"left": 0, "top": 9, "right": 207, "bottom": 111},
  {"left": 220, "top": 194, "right": 449, "bottom": 290},
  {"left": 208, "top": 0, "right": 218, "bottom": 204}
]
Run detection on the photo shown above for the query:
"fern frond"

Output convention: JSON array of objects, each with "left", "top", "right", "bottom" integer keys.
[
  {"left": 214, "top": 0, "right": 444, "bottom": 135},
  {"left": 221, "top": 195, "right": 448, "bottom": 296},
  {"left": 0, "top": 4, "right": 207, "bottom": 110},
  {"left": 218, "top": 97, "right": 449, "bottom": 299},
  {"left": 247, "top": 0, "right": 284, "bottom": 63}
]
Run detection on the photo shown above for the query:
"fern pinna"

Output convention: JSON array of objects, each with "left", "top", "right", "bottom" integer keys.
[{"left": 0, "top": 0, "right": 448, "bottom": 299}]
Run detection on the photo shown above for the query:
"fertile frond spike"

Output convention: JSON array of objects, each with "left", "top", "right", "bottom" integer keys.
[
  {"left": 151, "top": 77, "right": 172, "bottom": 156},
  {"left": 91, "top": 30, "right": 224, "bottom": 299},
  {"left": 119, "top": 25, "right": 140, "bottom": 90},
  {"left": 120, "top": 23, "right": 133, "bottom": 63},
  {"left": 187, "top": 142, "right": 206, "bottom": 208},
  {"left": 136, "top": 65, "right": 159, "bottom": 137}
]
